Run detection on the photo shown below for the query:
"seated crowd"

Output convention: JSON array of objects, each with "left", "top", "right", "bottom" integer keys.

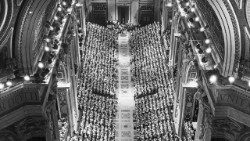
[
  {"left": 79, "top": 22, "right": 119, "bottom": 97},
  {"left": 78, "top": 22, "right": 119, "bottom": 140},
  {"left": 134, "top": 91, "right": 175, "bottom": 140},
  {"left": 79, "top": 92, "right": 117, "bottom": 140},
  {"left": 129, "top": 22, "right": 176, "bottom": 140}
]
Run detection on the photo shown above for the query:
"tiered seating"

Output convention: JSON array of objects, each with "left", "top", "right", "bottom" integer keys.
[
  {"left": 130, "top": 22, "right": 176, "bottom": 140},
  {"left": 78, "top": 22, "right": 118, "bottom": 140}
]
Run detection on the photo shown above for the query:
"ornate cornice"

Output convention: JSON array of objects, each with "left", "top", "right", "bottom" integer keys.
[
  {"left": 0, "top": 105, "right": 43, "bottom": 130},
  {"left": 0, "top": 84, "right": 43, "bottom": 117},
  {"left": 215, "top": 87, "right": 250, "bottom": 115}
]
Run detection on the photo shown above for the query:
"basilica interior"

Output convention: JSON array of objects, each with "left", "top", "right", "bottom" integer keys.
[{"left": 0, "top": 0, "right": 250, "bottom": 141}]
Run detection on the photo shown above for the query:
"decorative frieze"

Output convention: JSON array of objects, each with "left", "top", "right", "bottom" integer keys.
[{"left": 216, "top": 89, "right": 250, "bottom": 114}]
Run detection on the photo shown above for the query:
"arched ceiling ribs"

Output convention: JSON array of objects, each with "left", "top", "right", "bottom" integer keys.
[
  {"left": 0, "top": 0, "right": 13, "bottom": 52},
  {"left": 14, "top": 0, "right": 57, "bottom": 75},
  {"left": 206, "top": 0, "right": 241, "bottom": 77},
  {"left": 246, "top": 1, "right": 250, "bottom": 29}
]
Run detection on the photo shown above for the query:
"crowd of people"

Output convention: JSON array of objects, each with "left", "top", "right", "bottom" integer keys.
[
  {"left": 130, "top": 22, "right": 174, "bottom": 100},
  {"left": 134, "top": 92, "right": 175, "bottom": 140},
  {"left": 79, "top": 22, "right": 119, "bottom": 97},
  {"left": 79, "top": 93, "right": 117, "bottom": 140},
  {"left": 78, "top": 22, "right": 119, "bottom": 140},
  {"left": 129, "top": 22, "right": 176, "bottom": 140},
  {"left": 76, "top": 21, "right": 177, "bottom": 140}
]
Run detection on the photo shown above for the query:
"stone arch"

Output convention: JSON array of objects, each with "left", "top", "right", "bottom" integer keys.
[
  {"left": 246, "top": 1, "right": 250, "bottom": 28},
  {"left": 0, "top": 130, "right": 18, "bottom": 141},
  {"left": 206, "top": 0, "right": 241, "bottom": 76},
  {"left": 0, "top": 0, "right": 13, "bottom": 52},
  {"left": 13, "top": 0, "right": 57, "bottom": 75},
  {"left": 238, "top": 132, "right": 250, "bottom": 141}
]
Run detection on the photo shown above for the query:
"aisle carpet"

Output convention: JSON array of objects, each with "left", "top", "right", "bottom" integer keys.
[{"left": 115, "top": 32, "right": 135, "bottom": 141}]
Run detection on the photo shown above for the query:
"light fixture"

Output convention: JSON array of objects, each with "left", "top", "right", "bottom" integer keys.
[
  {"left": 6, "top": 80, "right": 13, "bottom": 87},
  {"left": 49, "top": 26, "right": 54, "bottom": 31},
  {"left": 38, "top": 62, "right": 45, "bottom": 69},
  {"left": 228, "top": 76, "right": 235, "bottom": 84},
  {"left": 0, "top": 83, "right": 4, "bottom": 89},
  {"left": 45, "top": 38, "right": 51, "bottom": 43},
  {"left": 209, "top": 75, "right": 218, "bottom": 84},
  {"left": 214, "top": 64, "right": 218, "bottom": 69},
  {"left": 185, "top": 2, "right": 190, "bottom": 7},
  {"left": 62, "top": 1, "right": 67, "bottom": 6},
  {"left": 62, "top": 18, "right": 67, "bottom": 23},
  {"left": 58, "top": 7, "right": 62, "bottom": 12},
  {"left": 194, "top": 17, "right": 199, "bottom": 22},
  {"left": 166, "top": 2, "right": 173, "bottom": 7},
  {"left": 44, "top": 46, "right": 50, "bottom": 52},
  {"left": 248, "top": 81, "right": 250, "bottom": 87},
  {"left": 205, "top": 39, "right": 211, "bottom": 44},
  {"left": 67, "top": 8, "right": 72, "bottom": 13},
  {"left": 205, "top": 47, "right": 212, "bottom": 53},
  {"left": 190, "top": 7, "right": 195, "bottom": 12},
  {"left": 54, "top": 16, "right": 59, "bottom": 21},
  {"left": 24, "top": 75, "right": 31, "bottom": 81},
  {"left": 199, "top": 27, "right": 205, "bottom": 32}
]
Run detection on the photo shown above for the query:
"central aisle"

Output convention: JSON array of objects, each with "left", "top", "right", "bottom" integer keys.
[{"left": 115, "top": 32, "right": 135, "bottom": 141}]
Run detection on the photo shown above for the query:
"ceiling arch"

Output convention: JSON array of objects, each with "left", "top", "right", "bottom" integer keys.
[
  {"left": 13, "top": 0, "right": 57, "bottom": 75},
  {"left": 0, "top": 0, "right": 13, "bottom": 51},
  {"left": 206, "top": 0, "right": 241, "bottom": 77}
]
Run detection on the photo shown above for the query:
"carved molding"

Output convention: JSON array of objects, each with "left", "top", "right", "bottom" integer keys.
[
  {"left": 216, "top": 88, "right": 250, "bottom": 114},
  {"left": 0, "top": 84, "right": 41, "bottom": 117}
]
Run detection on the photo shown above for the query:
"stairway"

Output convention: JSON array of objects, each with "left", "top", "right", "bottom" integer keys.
[{"left": 115, "top": 32, "right": 135, "bottom": 141}]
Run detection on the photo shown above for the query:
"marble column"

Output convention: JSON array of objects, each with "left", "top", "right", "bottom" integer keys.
[
  {"left": 108, "top": 0, "right": 116, "bottom": 21},
  {"left": 195, "top": 94, "right": 213, "bottom": 141},
  {"left": 154, "top": 0, "right": 161, "bottom": 22},
  {"left": 131, "top": 0, "right": 139, "bottom": 25}
]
